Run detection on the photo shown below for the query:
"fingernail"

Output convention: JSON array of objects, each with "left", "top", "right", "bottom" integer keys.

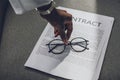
[{"left": 63, "top": 39, "right": 68, "bottom": 45}]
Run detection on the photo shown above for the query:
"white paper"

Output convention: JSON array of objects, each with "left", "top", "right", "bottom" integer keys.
[{"left": 24, "top": 7, "right": 114, "bottom": 80}]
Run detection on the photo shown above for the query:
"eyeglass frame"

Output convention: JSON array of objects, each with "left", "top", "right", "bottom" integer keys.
[{"left": 46, "top": 37, "right": 89, "bottom": 54}]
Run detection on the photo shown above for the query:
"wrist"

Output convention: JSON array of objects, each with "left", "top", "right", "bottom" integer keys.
[
  {"left": 37, "top": 1, "right": 56, "bottom": 15},
  {"left": 37, "top": 1, "right": 52, "bottom": 11},
  {"left": 40, "top": 8, "right": 59, "bottom": 22}
]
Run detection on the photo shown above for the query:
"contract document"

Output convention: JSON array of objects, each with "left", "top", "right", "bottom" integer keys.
[{"left": 24, "top": 7, "right": 114, "bottom": 80}]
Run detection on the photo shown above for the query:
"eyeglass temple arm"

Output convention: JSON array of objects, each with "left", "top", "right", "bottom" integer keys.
[
  {"left": 71, "top": 41, "right": 89, "bottom": 50},
  {"left": 48, "top": 44, "right": 58, "bottom": 52}
]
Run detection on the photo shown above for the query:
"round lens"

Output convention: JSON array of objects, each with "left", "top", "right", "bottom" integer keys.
[
  {"left": 48, "top": 39, "right": 65, "bottom": 54},
  {"left": 70, "top": 37, "right": 88, "bottom": 52}
]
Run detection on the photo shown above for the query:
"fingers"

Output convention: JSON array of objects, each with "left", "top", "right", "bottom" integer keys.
[
  {"left": 62, "top": 11, "right": 73, "bottom": 40},
  {"left": 54, "top": 27, "right": 59, "bottom": 37},
  {"left": 66, "top": 22, "right": 73, "bottom": 40},
  {"left": 59, "top": 25, "right": 68, "bottom": 44},
  {"left": 63, "top": 13, "right": 73, "bottom": 40},
  {"left": 54, "top": 25, "right": 68, "bottom": 44}
]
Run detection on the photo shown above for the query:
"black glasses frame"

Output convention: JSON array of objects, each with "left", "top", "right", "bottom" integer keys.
[{"left": 46, "top": 37, "right": 89, "bottom": 54}]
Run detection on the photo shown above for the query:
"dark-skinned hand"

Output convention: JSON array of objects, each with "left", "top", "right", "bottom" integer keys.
[{"left": 40, "top": 8, "right": 73, "bottom": 44}]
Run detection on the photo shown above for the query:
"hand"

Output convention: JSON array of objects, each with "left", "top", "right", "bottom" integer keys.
[{"left": 40, "top": 8, "right": 73, "bottom": 44}]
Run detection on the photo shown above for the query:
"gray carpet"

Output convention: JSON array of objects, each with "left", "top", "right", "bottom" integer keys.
[{"left": 0, "top": 0, "right": 120, "bottom": 80}]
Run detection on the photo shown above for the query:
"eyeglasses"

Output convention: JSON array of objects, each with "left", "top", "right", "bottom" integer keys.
[{"left": 46, "top": 37, "right": 89, "bottom": 54}]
